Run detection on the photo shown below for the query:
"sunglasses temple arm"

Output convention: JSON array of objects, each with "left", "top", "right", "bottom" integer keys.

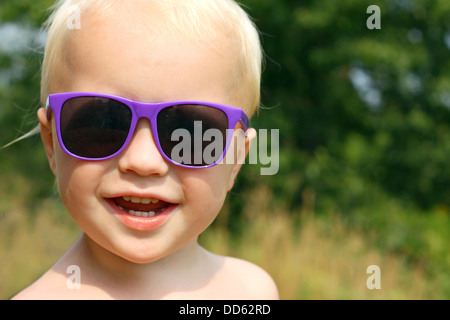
[
  {"left": 240, "top": 110, "right": 250, "bottom": 137},
  {"left": 45, "top": 97, "right": 53, "bottom": 120}
]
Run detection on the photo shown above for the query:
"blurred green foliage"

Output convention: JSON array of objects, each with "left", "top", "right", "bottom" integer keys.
[
  {"left": 1, "top": 0, "right": 449, "bottom": 208},
  {"left": 238, "top": 0, "right": 450, "bottom": 211},
  {"left": 0, "top": 0, "right": 449, "bottom": 298}
]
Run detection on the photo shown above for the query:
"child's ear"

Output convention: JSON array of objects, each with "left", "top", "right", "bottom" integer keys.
[
  {"left": 227, "top": 128, "right": 257, "bottom": 191},
  {"left": 37, "top": 108, "right": 57, "bottom": 175}
]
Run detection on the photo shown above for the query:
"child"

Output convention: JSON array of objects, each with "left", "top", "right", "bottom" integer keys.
[{"left": 12, "top": 0, "right": 279, "bottom": 299}]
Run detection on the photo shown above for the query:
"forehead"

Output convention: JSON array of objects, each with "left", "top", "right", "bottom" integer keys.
[{"left": 56, "top": 8, "right": 247, "bottom": 107}]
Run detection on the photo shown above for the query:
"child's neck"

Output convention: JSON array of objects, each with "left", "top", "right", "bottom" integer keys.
[{"left": 58, "top": 233, "right": 211, "bottom": 299}]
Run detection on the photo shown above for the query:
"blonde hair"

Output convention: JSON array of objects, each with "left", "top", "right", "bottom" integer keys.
[{"left": 41, "top": 0, "right": 263, "bottom": 117}]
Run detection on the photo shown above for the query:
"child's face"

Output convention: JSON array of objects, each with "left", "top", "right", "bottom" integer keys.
[{"left": 39, "top": 12, "right": 252, "bottom": 263}]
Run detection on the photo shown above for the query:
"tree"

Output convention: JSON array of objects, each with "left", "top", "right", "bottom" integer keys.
[
  {"left": 1, "top": 0, "right": 449, "bottom": 212},
  {"left": 239, "top": 0, "right": 450, "bottom": 211}
]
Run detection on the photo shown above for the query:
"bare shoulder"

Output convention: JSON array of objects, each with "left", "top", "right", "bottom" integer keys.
[
  {"left": 11, "top": 283, "right": 48, "bottom": 300},
  {"left": 216, "top": 254, "right": 279, "bottom": 300},
  {"left": 11, "top": 271, "right": 60, "bottom": 300},
  {"left": 11, "top": 269, "right": 81, "bottom": 300}
]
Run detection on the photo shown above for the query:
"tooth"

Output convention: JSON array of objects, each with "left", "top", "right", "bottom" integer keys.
[
  {"left": 129, "top": 210, "right": 136, "bottom": 216},
  {"left": 149, "top": 211, "right": 156, "bottom": 217},
  {"left": 142, "top": 212, "right": 149, "bottom": 217},
  {"left": 151, "top": 198, "right": 159, "bottom": 204},
  {"left": 141, "top": 198, "right": 151, "bottom": 204},
  {"left": 123, "top": 196, "right": 131, "bottom": 201},
  {"left": 131, "top": 196, "right": 141, "bottom": 203}
]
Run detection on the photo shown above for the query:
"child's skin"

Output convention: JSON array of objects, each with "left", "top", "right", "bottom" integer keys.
[{"left": 13, "top": 6, "right": 278, "bottom": 299}]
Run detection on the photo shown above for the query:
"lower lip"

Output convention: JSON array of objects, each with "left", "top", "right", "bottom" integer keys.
[{"left": 106, "top": 199, "right": 177, "bottom": 232}]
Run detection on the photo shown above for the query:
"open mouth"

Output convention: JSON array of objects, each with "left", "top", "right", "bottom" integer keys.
[{"left": 112, "top": 196, "right": 171, "bottom": 218}]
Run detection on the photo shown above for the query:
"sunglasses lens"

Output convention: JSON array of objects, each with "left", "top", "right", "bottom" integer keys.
[
  {"left": 60, "top": 97, "right": 132, "bottom": 158},
  {"left": 157, "top": 105, "right": 228, "bottom": 166}
]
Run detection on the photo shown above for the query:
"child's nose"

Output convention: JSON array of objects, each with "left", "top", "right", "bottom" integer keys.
[{"left": 117, "top": 119, "right": 169, "bottom": 176}]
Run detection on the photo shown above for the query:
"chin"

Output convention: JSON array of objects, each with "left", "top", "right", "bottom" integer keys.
[
  {"left": 113, "top": 241, "right": 179, "bottom": 265},
  {"left": 124, "top": 255, "right": 161, "bottom": 264}
]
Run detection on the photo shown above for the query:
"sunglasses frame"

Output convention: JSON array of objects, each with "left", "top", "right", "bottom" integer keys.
[{"left": 46, "top": 92, "right": 249, "bottom": 168}]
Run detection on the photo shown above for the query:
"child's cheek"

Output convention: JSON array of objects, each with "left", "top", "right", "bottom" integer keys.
[
  {"left": 53, "top": 144, "right": 102, "bottom": 212},
  {"left": 182, "top": 163, "right": 234, "bottom": 208}
]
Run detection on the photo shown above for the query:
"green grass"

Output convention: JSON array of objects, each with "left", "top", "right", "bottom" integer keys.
[
  {"left": 201, "top": 187, "right": 449, "bottom": 299},
  {"left": 1, "top": 180, "right": 448, "bottom": 299},
  {"left": 0, "top": 197, "right": 80, "bottom": 299}
]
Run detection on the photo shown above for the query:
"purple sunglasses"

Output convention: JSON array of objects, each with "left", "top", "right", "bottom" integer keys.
[{"left": 46, "top": 92, "right": 249, "bottom": 168}]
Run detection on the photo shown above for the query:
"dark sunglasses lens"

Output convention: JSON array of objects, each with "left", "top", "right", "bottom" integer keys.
[
  {"left": 157, "top": 105, "right": 228, "bottom": 166},
  {"left": 60, "top": 97, "right": 132, "bottom": 158}
]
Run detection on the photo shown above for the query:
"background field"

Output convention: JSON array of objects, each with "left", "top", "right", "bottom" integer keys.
[{"left": 1, "top": 0, "right": 449, "bottom": 299}]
